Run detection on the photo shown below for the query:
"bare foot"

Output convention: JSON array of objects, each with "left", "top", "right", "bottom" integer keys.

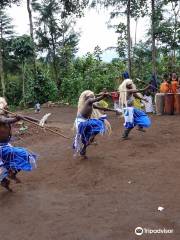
[
  {"left": 90, "top": 141, "right": 98, "bottom": 146},
  {"left": 14, "top": 177, "right": 21, "bottom": 184},
  {"left": 8, "top": 171, "right": 21, "bottom": 183},
  {"left": 137, "top": 128, "right": 146, "bottom": 132},
  {"left": 80, "top": 155, "right": 88, "bottom": 160},
  {"left": 1, "top": 178, "right": 13, "bottom": 192},
  {"left": 121, "top": 137, "right": 130, "bottom": 141}
]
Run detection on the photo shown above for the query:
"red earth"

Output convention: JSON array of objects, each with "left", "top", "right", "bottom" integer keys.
[{"left": 0, "top": 106, "right": 180, "bottom": 240}]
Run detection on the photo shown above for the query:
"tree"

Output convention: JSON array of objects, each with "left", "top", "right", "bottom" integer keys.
[
  {"left": 35, "top": 0, "right": 88, "bottom": 89},
  {"left": 0, "top": 8, "right": 14, "bottom": 96},
  {"left": 92, "top": 0, "right": 148, "bottom": 77},
  {"left": 151, "top": 0, "right": 156, "bottom": 75},
  {"left": 93, "top": 45, "right": 103, "bottom": 61},
  {"left": 12, "top": 35, "right": 34, "bottom": 104},
  {"left": 157, "top": 0, "right": 180, "bottom": 67},
  {"left": 0, "top": 0, "right": 19, "bottom": 97}
]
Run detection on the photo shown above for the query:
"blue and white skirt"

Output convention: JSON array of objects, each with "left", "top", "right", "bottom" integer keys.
[
  {"left": 123, "top": 107, "right": 151, "bottom": 129},
  {"left": 0, "top": 143, "right": 37, "bottom": 181},
  {"left": 73, "top": 115, "right": 107, "bottom": 153}
]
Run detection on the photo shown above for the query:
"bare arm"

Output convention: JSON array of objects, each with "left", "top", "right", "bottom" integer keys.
[
  {"left": 127, "top": 85, "right": 150, "bottom": 94},
  {"left": 95, "top": 92, "right": 112, "bottom": 98},
  {"left": 0, "top": 116, "right": 20, "bottom": 124},
  {"left": 88, "top": 94, "right": 107, "bottom": 104},
  {"left": 93, "top": 104, "right": 117, "bottom": 112},
  {"left": 133, "top": 93, "right": 148, "bottom": 102}
]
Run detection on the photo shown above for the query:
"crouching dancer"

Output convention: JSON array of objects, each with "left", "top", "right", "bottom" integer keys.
[
  {"left": 0, "top": 98, "right": 37, "bottom": 191},
  {"left": 119, "top": 79, "right": 151, "bottom": 139},
  {"left": 73, "top": 90, "right": 115, "bottom": 159}
]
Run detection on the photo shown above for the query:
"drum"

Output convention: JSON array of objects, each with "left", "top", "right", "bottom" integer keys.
[
  {"left": 174, "top": 93, "right": 180, "bottom": 114},
  {"left": 155, "top": 93, "right": 165, "bottom": 115},
  {"left": 164, "top": 93, "right": 174, "bottom": 115}
]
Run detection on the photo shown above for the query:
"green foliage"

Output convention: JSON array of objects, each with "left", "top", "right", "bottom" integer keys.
[
  {"left": 21, "top": 65, "right": 58, "bottom": 105},
  {"left": 12, "top": 35, "right": 34, "bottom": 62},
  {"left": 33, "top": 67, "right": 58, "bottom": 103},
  {"left": 60, "top": 54, "right": 125, "bottom": 104},
  {"left": 0, "top": 0, "right": 179, "bottom": 108},
  {"left": 5, "top": 74, "right": 22, "bottom": 105}
]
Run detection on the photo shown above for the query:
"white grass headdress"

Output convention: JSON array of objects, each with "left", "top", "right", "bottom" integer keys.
[
  {"left": 77, "top": 90, "right": 95, "bottom": 115},
  {"left": 77, "top": 90, "right": 111, "bottom": 134},
  {"left": 0, "top": 97, "right": 7, "bottom": 114},
  {"left": 118, "top": 79, "right": 143, "bottom": 108}
]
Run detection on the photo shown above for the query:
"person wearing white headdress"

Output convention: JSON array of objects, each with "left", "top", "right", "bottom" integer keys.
[
  {"left": 119, "top": 79, "right": 151, "bottom": 139},
  {"left": 0, "top": 98, "right": 38, "bottom": 191},
  {"left": 73, "top": 90, "right": 116, "bottom": 159}
]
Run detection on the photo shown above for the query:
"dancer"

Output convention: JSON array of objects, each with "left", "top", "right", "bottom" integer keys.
[
  {"left": 119, "top": 79, "right": 151, "bottom": 139},
  {"left": 0, "top": 97, "right": 38, "bottom": 191},
  {"left": 73, "top": 90, "right": 116, "bottom": 159},
  {"left": 35, "top": 101, "right": 41, "bottom": 113}
]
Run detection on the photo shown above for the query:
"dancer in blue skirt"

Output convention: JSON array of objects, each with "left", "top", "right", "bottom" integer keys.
[
  {"left": 73, "top": 90, "right": 116, "bottom": 159},
  {"left": 0, "top": 97, "right": 38, "bottom": 191},
  {"left": 118, "top": 79, "right": 151, "bottom": 139}
]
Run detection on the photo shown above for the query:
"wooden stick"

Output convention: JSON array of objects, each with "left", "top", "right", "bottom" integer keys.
[
  {"left": 1, "top": 108, "right": 72, "bottom": 140},
  {"left": 136, "top": 78, "right": 159, "bottom": 91}
]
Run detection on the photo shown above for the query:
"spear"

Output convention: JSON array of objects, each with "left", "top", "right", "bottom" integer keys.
[{"left": 1, "top": 108, "right": 71, "bottom": 140}]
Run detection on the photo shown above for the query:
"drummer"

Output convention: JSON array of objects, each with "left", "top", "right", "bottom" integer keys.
[
  {"left": 171, "top": 73, "right": 180, "bottom": 93},
  {"left": 178, "top": 77, "right": 180, "bottom": 93},
  {"left": 160, "top": 74, "right": 172, "bottom": 93}
]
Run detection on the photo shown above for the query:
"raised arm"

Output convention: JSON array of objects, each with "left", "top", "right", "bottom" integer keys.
[
  {"left": 88, "top": 94, "right": 107, "bottom": 104},
  {"left": 127, "top": 85, "right": 150, "bottom": 94},
  {"left": 0, "top": 115, "right": 21, "bottom": 124},
  {"left": 93, "top": 104, "right": 117, "bottom": 113}
]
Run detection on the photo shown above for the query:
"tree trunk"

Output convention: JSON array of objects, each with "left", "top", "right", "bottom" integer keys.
[
  {"left": 134, "top": 18, "right": 138, "bottom": 46},
  {"left": 27, "top": 0, "right": 34, "bottom": 39},
  {"left": 22, "top": 61, "right": 25, "bottom": 105},
  {"left": 151, "top": 0, "right": 156, "bottom": 75},
  {"left": 27, "top": 0, "right": 36, "bottom": 72},
  {"left": 51, "top": 33, "right": 59, "bottom": 87},
  {"left": 0, "top": 40, "right": 5, "bottom": 97},
  {"left": 127, "top": 0, "right": 131, "bottom": 78},
  {"left": 0, "top": 12, "right": 5, "bottom": 97},
  {"left": 171, "top": 1, "right": 178, "bottom": 67}
]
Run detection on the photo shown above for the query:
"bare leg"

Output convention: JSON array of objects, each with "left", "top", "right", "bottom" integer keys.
[
  {"left": 8, "top": 170, "right": 21, "bottom": 183},
  {"left": 89, "top": 135, "right": 98, "bottom": 146},
  {"left": 1, "top": 178, "right": 13, "bottom": 192},
  {"left": 137, "top": 126, "right": 146, "bottom": 132},
  {"left": 80, "top": 144, "right": 88, "bottom": 159},
  {"left": 122, "top": 128, "right": 132, "bottom": 140}
]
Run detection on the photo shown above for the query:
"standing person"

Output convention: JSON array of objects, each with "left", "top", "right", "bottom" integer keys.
[
  {"left": 35, "top": 101, "right": 41, "bottom": 113},
  {"left": 160, "top": 74, "right": 172, "bottom": 93},
  {"left": 111, "top": 91, "right": 121, "bottom": 111},
  {"left": 122, "top": 71, "right": 129, "bottom": 80},
  {"left": 143, "top": 91, "right": 154, "bottom": 113},
  {"left": 171, "top": 73, "right": 179, "bottom": 93},
  {"left": 73, "top": 90, "right": 116, "bottom": 159},
  {"left": 119, "top": 79, "right": 151, "bottom": 139},
  {"left": 0, "top": 97, "right": 37, "bottom": 191},
  {"left": 177, "top": 76, "right": 180, "bottom": 93}
]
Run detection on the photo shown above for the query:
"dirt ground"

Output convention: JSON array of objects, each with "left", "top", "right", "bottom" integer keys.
[{"left": 0, "top": 106, "right": 180, "bottom": 240}]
